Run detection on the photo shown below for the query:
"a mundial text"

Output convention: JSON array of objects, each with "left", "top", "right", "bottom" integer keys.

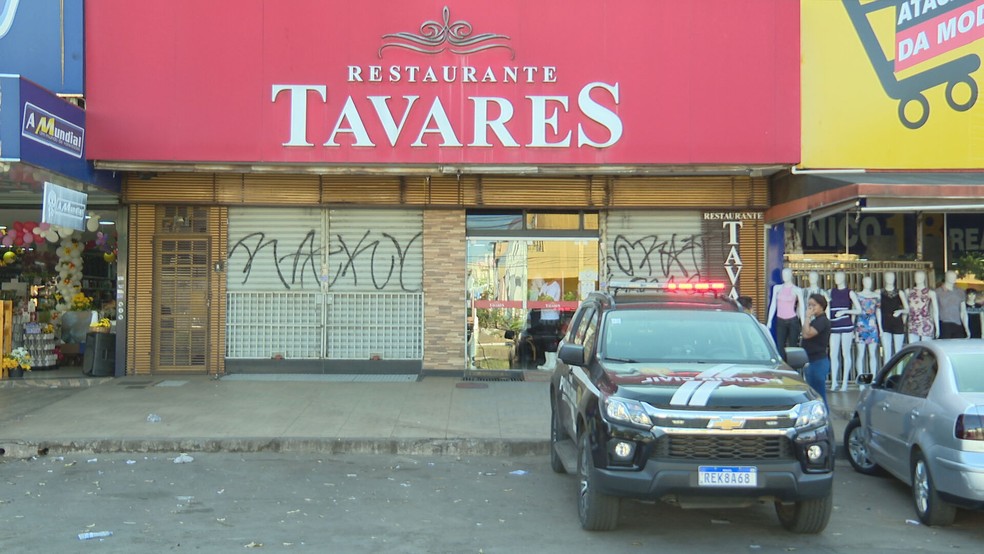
[{"left": 270, "top": 82, "right": 622, "bottom": 149}]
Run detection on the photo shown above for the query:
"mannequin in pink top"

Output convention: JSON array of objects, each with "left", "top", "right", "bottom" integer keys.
[{"left": 767, "top": 267, "right": 805, "bottom": 362}]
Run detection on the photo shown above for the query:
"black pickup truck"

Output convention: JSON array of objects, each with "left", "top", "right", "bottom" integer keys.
[{"left": 549, "top": 282, "right": 834, "bottom": 533}]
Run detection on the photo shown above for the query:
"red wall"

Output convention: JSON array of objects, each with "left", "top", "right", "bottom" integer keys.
[{"left": 85, "top": 0, "right": 800, "bottom": 166}]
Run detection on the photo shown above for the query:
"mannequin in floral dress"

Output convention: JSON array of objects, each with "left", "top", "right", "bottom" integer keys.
[
  {"left": 880, "top": 271, "right": 908, "bottom": 364},
  {"left": 906, "top": 270, "right": 938, "bottom": 342},
  {"left": 854, "top": 276, "right": 880, "bottom": 379}
]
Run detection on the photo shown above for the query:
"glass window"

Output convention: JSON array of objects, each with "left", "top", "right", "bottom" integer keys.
[
  {"left": 526, "top": 212, "right": 582, "bottom": 230},
  {"left": 600, "top": 310, "right": 775, "bottom": 366},
  {"left": 583, "top": 213, "right": 599, "bottom": 230},
  {"left": 581, "top": 312, "right": 599, "bottom": 363},
  {"left": 572, "top": 306, "right": 597, "bottom": 345},
  {"left": 466, "top": 213, "right": 523, "bottom": 231},
  {"left": 877, "top": 351, "right": 915, "bottom": 391},
  {"left": 898, "top": 350, "right": 937, "bottom": 398},
  {"left": 950, "top": 353, "right": 984, "bottom": 392}
]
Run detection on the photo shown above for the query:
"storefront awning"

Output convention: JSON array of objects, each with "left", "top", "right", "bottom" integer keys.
[
  {"left": 765, "top": 173, "right": 984, "bottom": 224},
  {"left": 0, "top": 75, "right": 119, "bottom": 205}
]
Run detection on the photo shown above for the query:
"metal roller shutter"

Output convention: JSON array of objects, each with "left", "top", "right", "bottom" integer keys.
[
  {"left": 603, "top": 211, "right": 704, "bottom": 284},
  {"left": 326, "top": 209, "right": 423, "bottom": 293},
  {"left": 226, "top": 207, "right": 324, "bottom": 359},
  {"left": 326, "top": 209, "right": 423, "bottom": 360}
]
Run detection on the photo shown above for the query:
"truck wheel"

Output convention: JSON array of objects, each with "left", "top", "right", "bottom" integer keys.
[
  {"left": 550, "top": 405, "right": 566, "bottom": 474},
  {"left": 577, "top": 433, "right": 619, "bottom": 531},
  {"left": 775, "top": 491, "right": 832, "bottom": 534},
  {"left": 844, "top": 417, "right": 883, "bottom": 476},
  {"left": 912, "top": 452, "right": 957, "bottom": 526}
]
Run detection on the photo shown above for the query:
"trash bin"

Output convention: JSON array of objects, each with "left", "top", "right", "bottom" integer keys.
[{"left": 82, "top": 332, "right": 116, "bottom": 376}]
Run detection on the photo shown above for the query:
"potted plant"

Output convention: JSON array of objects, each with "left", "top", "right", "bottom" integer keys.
[
  {"left": 2, "top": 347, "right": 32, "bottom": 379},
  {"left": 59, "top": 291, "right": 95, "bottom": 345}
]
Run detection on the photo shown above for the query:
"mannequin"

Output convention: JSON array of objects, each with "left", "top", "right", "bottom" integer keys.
[
  {"left": 533, "top": 277, "right": 563, "bottom": 370},
  {"left": 767, "top": 267, "right": 805, "bottom": 362},
  {"left": 802, "top": 271, "right": 829, "bottom": 310},
  {"left": 966, "top": 289, "right": 983, "bottom": 339},
  {"left": 880, "top": 271, "right": 908, "bottom": 364},
  {"left": 854, "top": 276, "right": 880, "bottom": 379},
  {"left": 906, "top": 270, "right": 939, "bottom": 342},
  {"left": 936, "top": 270, "right": 970, "bottom": 339},
  {"left": 828, "top": 271, "right": 861, "bottom": 392}
]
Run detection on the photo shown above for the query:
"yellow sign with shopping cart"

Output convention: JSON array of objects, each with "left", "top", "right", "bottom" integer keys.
[{"left": 803, "top": 0, "right": 984, "bottom": 169}]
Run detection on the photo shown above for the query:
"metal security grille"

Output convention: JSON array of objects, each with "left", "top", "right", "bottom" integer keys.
[
  {"left": 226, "top": 292, "right": 322, "bottom": 358},
  {"left": 155, "top": 237, "right": 210, "bottom": 370},
  {"left": 325, "top": 292, "right": 423, "bottom": 359},
  {"left": 225, "top": 291, "right": 423, "bottom": 359}
]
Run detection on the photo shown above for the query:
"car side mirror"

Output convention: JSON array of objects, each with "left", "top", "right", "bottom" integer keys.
[
  {"left": 784, "top": 347, "right": 809, "bottom": 370},
  {"left": 857, "top": 373, "right": 874, "bottom": 385},
  {"left": 558, "top": 343, "right": 585, "bottom": 366},
  {"left": 504, "top": 330, "right": 516, "bottom": 340}
]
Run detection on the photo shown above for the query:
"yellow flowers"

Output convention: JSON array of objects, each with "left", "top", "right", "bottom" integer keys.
[
  {"left": 2, "top": 347, "right": 32, "bottom": 371},
  {"left": 92, "top": 318, "right": 112, "bottom": 329},
  {"left": 71, "top": 292, "right": 93, "bottom": 311}
]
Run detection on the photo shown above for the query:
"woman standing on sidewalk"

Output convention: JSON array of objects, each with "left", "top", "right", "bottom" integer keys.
[{"left": 801, "top": 293, "right": 832, "bottom": 407}]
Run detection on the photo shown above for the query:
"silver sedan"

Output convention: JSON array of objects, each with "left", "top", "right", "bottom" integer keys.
[{"left": 844, "top": 340, "right": 984, "bottom": 526}]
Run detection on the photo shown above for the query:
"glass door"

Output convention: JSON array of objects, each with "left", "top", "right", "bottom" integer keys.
[{"left": 466, "top": 238, "right": 598, "bottom": 372}]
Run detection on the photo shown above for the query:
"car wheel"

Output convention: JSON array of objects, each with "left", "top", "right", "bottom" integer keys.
[
  {"left": 775, "top": 491, "right": 832, "bottom": 534},
  {"left": 912, "top": 451, "right": 957, "bottom": 526},
  {"left": 550, "top": 404, "right": 566, "bottom": 474},
  {"left": 844, "top": 417, "right": 883, "bottom": 476},
  {"left": 577, "top": 432, "right": 619, "bottom": 531}
]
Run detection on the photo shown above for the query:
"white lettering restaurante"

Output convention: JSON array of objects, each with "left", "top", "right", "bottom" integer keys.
[{"left": 347, "top": 65, "right": 558, "bottom": 84}]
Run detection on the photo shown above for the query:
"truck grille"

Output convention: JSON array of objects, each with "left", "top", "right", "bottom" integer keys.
[{"left": 652, "top": 434, "right": 793, "bottom": 461}]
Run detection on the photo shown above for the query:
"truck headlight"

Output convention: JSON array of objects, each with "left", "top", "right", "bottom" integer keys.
[
  {"left": 794, "top": 401, "right": 829, "bottom": 430},
  {"left": 604, "top": 396, "right": 652, "bottom": 427}
]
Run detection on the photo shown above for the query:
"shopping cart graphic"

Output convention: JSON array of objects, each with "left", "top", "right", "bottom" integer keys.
[{"left": 844, "top": 0, "right": 981, "bottom": 129}]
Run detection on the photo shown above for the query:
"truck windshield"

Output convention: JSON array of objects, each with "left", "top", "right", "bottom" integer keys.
[{"left": 601, "top": 309, "right": 779, "bottom": 366}]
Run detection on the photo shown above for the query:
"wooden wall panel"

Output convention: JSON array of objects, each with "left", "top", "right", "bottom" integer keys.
[{"left": 127, "top": 204, "right": 156, "bottom": 375}]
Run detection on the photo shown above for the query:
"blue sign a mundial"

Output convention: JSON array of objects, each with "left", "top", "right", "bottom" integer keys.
[
  {"left": 42, "top": 181, "right": 88, "bottom": 231},
  {"left": 22, "top": 101, "right": 84, "bottom": 157}
]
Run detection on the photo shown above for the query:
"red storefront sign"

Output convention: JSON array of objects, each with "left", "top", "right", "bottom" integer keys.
[{"left": 86, "top": 0, "right": 799, "bottom": 165}]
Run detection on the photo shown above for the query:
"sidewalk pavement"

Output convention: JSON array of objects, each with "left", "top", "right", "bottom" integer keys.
[{"left": 0, "top": 373, "right": 860, "bottom": 459}]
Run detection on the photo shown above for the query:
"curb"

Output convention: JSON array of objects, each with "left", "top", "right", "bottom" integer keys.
[
  {"left": 0, "top": 438, "right": 552, "bottom": 459},
  {"left": 0, "top": 377, "right": 110, "bottom": 389}
]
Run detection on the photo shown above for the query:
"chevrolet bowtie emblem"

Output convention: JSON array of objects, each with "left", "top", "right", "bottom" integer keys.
[{"left": 707, "top": 418, "right": 745, "bottom": 431}]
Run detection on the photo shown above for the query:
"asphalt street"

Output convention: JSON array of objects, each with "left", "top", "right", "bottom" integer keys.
[{"left": 2, "top": 452, "right": 983, "bottom": 553}]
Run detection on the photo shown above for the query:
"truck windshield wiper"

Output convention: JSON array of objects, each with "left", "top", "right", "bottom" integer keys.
[{"left": 605, "top": 356, "right": 638, "bottom": 363}]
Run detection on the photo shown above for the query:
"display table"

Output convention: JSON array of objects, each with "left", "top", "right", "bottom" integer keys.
[{"left": 22, "top": 330, "right": 58, "bottom": 369}]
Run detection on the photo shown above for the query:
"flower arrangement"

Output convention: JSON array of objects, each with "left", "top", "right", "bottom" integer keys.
[
  {"left": 42, "top": 323, "right": 55, "bottom": 334},
  {"left": 91, "top": 318, "right": 112, "bottom": 329},
  {"left": 70, "top": 292, "right": 93, "bottom": 311},
  {"left": 2, "top": 347, "right": 32, "bottom": 372}
]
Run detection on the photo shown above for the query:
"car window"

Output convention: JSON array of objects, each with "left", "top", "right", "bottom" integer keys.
[
  {"left": 600, "top": 309, "right": 776, "bottom": 365},
  {"left": 897, "top": 349, "right": 937, "bottom": 398},
  {"left": 877, "top": 351, "right": 915, "bottom": 391},
  {"left": 572, "top": 306, "right": 597, "bottom": 346},
  {"left": 950, "top": 353, "right": 984, "bottom": 393},
  {"left": 581, "top": 311, "right": 599, "bottom": 364}
]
